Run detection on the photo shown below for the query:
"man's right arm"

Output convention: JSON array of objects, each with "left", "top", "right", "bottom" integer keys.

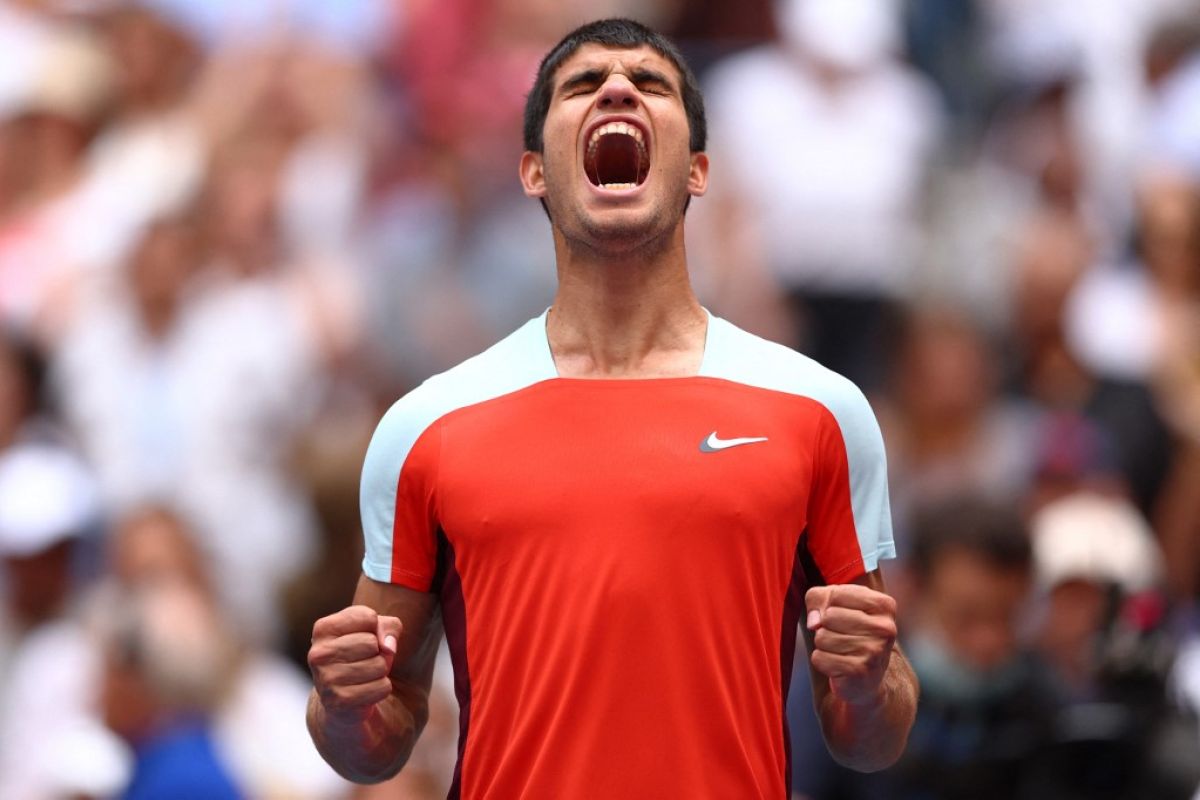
[{"left": 306, "top": 574, "right": 442, "bottom": 783}]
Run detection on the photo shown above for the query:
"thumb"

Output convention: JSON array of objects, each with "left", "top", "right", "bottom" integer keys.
[
  {"left": 376, "top": 615, "right": 403, "bottom": 666},
  {"left": 805, "top": 585, "right": 831, "bottom": 631}
]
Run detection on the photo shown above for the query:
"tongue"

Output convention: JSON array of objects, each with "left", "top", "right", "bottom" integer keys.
[{"left": 588, "top": 134, "right": 642, "bottom": 187}]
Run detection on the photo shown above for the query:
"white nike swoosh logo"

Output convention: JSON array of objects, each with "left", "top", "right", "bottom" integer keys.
[{"left": 699, "top": 432, "right": 769, "bottom": 452}]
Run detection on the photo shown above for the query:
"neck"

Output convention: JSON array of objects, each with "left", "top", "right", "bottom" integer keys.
[{"left": 547, "top": 223, "right": 706, "bottom": 378}]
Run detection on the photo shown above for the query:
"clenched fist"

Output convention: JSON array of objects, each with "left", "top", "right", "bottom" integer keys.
[
  {"left": 308, "top": 605, "right": 403, "bottom": 722},
  {"left": 805, "top": 584, "right": 898, "bottom": 705}
]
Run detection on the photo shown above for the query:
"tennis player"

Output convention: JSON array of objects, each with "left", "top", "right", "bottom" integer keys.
[{"left": 307, "top": 18, "right": 917, "bottom": 799}]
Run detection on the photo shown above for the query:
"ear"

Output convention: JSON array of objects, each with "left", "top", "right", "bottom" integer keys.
[
  {"left": 687, "top": 152, "right": 709, "bottom": 198},
  {"left": 520, "top": 151, "right": 547, "bottom": 198}
]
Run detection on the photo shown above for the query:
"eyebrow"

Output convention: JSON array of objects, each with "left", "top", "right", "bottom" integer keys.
[
  {"left": 628, "top": 67, "right": 676, "bottom": 91},
  {"left": 556, "top": 65, "right": 678, "bottom": 96},
  {"left": 558, "top": 68, "right": 606, "bottom": 95}
]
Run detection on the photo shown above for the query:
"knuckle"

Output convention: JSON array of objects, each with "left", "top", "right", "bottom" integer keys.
[
  {"left": 867, "top": 616, "right": 897, "bottom": 641},
  {"left": 358, "top": 655, "right": 388, "bottom": 681},
  {"left": 319, "top": 683, "right": 346, "bottom": 708},
  {"left": 823, "top": 607, "right": 850, "bottom": 627},
  {"left": 314, "top": 606, "right": 378, "bottom": 637},
  {"left": 307, "top": 641, "right": 333, "bottom": 667},
  {"left": 345, "top": 605, "right": 378, "bottom": 627},
  {"left": 331, "top": 683, "right": 363, "bottom": 707}
]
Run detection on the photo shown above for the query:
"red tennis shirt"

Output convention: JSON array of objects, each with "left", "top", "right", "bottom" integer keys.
[{"left": 360, "top": 310, "right": 895, "bottom": 799}]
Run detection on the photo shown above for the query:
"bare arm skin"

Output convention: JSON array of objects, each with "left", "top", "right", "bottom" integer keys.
[
  {"left": 307, "top": 575, "right": 442, "bottom": 783},
  {"left": 804, "top": 568, "right": 919, "bottom": 772}
]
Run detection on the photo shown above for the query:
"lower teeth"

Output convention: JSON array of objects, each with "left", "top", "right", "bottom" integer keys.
[{"left": 601, "top": 182, "right": 636, "bottom": 189}]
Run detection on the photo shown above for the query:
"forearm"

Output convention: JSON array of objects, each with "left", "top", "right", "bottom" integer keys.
[
  {"left": 306, "top": 685, "right": 428, "bottom": 784},
  {"left": 815, "top": 645, "right": 918, "bottom": 772}
]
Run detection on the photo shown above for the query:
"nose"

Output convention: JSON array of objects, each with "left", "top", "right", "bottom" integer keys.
[{"left": 596, "top": 74, "right": 639, "bottom": 110}]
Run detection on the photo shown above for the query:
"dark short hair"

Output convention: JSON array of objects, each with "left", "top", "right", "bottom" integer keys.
[
  {"left": 909, "top": 496, "right": 1032, "bottom": 583},
  {"left": 523, "top": 18, "right": 707, "bottom": 154}
]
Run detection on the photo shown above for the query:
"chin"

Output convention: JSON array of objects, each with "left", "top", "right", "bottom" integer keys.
[{"left": 575, "top": 211, "right": 678, "bottom": 256}]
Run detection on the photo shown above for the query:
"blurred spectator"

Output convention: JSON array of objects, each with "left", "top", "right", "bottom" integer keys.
[
  {"left": 1007, "top": 180, "right": 1174, "bottom": 513},
  {"left": 354, "top": 158, "right": 556, "bottom": 391},
  {"left": 0, "top": 498, "right": 355, "bottom": 800},
  {"left": 877, "top": 306, "right": 1038, "bottom": 531},
  {"left": 1144, "top": 33, "right": 1200, "bottom": 182},
  {"left": 1024, "top": 411, "right": 1128, "bottom": 515},
  {"left": 0, "top": 24, "right": 114, "bottom": 337},
  {"left": 96, "top": 578, "right": 244, "bottom": 800},
  {"left": 787, "top": 496, "right": 1045, "bottom": 800},
  {"left": 0, "top": 441, "right": 97, "bottom": 653},
  {"left": 60, "top": 5, "right": 208, "bottom": 284},
  {"left": 884, "top": 496, "right": 1055, "bottom": 800},
  {"left": 1028, "top": 492, "right": 1198, "bottom": 800},
  {"left": 700, "top": 0, "right": 941, "bottom": 388},
  {"left": 979, "top": 0, "right": 1197, "bottom": 241},
  {"left": 354, "top": 0, "right": 570, "bottom": 391},
  {"left": 1031, "top": 493, "right": 1165, "bottom": 693},
  {"left": 52, "top": 215, "right": 204, "bottom": 509},
  {"left": 0, "top": 442, "right": 122, "bottom": 800},
  {"left": 189, "top": 36, "right": 374, "bottom": 278},
  {"left": 1065, "top": 172, "right": 1198, "bottom": 386},
  {"left": 54, "top": 193, "right": 323, "bottom": 641},
  {"left": 107, "top": 505, "right": 350, "bottom": 799}
]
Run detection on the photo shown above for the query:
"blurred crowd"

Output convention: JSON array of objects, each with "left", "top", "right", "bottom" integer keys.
[{"left": 0, "top": 0, "right": 1199, "bottom": 798}]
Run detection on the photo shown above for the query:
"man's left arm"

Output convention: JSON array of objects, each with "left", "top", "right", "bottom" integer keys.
[{"left": 804, "top": 567, "right": 918, "bottom": 772}]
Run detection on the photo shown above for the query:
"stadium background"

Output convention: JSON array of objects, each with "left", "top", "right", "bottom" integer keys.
[{"left": 1, "top": 0, "right": 1200, "bottom": 797}]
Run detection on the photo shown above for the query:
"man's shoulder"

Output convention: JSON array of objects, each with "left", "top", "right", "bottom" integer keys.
[
  {"left": 375, "top": 313, "right": 556, "bottom": 442},
  {"left": 702, "top": 314, "right": 874, "bottom": 423}
]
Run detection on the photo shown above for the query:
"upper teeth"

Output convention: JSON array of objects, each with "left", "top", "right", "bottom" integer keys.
[{"left": 589, "top": 121, "right": 645, "bottom": 147}]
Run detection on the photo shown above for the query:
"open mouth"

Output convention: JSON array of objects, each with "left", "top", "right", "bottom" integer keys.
[{"left": 584, "top": 121, "right": 650, "bottom": 190}]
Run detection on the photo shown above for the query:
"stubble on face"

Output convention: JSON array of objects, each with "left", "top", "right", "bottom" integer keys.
[{"left": 546, "top": 179, "right": 686, "bottom": 259}]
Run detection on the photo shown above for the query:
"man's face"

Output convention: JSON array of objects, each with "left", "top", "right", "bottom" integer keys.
[
  {"left": 920, "top": 548, "right": 1030, "bottom": 673},
  {"left": 520, "top": 44, "right": 708, "bottom": 256}
]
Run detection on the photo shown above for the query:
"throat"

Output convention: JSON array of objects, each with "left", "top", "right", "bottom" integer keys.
[{"left": 546, "top": 287, "right": 708, "bottom": 379}]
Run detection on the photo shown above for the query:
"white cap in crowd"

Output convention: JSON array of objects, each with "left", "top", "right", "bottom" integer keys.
[
  {"left": 1031, "top": 492, "right": 1164, "bottom": 594},
  {"left": 0, "top": 443, "right": 99, "bottom": 558}
]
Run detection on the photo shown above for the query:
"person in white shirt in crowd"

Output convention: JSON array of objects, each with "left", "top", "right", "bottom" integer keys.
[
  {"left": 54, "top": 194, "right": 322, "bottom": 643},
  {"left": 0, "top": 442, "right": 128, "bottom": 800},
  {"left": 698, "top": 0, "right": 942, "bottom": 389}
]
